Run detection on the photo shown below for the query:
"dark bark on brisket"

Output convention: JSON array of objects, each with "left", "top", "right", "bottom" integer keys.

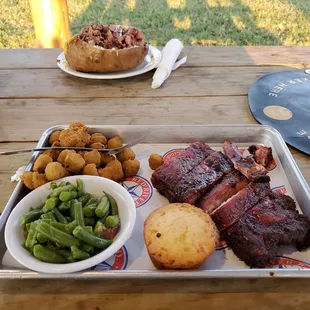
[
  {"left": 225, "top": 192, "right": 310, "bottom": 268},
  {"left": 211, "top": 182, "right": 271, "bottom": 231}
]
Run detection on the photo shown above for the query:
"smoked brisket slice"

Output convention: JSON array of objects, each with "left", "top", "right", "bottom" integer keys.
[
  {"left": 199, "top": 171, "right": 249, "bottom": 214},
  {"left": 225, "top": 192, "right": 310, "bottom": 268},
  {"left": 211, "top": 182, "right": 271, "bottom": 232}
]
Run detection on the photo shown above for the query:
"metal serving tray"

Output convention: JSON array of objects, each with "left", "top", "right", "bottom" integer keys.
[{"left": 0, "top": 124, "right": 310, "bottom": 279}]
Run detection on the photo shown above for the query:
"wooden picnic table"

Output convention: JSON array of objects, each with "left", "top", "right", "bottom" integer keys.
[{"left": 0, "top": 46, "right": 310, "bottom": 309}]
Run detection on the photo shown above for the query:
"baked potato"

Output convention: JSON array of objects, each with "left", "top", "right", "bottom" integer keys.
[{"left": 64, "top": 24, "right": 149, "bottom": 73}]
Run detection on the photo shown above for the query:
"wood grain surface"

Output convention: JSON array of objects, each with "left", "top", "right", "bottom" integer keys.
[
  {"left": 0, "top": 47, "right": 310, "bottom": 310},
  {"left": 0, "top": 46, "right": 309, "bottom": 68}
]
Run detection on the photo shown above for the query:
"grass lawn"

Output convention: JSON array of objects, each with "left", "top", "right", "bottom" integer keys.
[{"left": 1, "top": 0, "right": 310, "bottom": 48}]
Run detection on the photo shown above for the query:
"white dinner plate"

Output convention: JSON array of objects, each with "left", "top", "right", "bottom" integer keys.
[{"left": 56, "top": 45, "right": 162, "bottom": 80}]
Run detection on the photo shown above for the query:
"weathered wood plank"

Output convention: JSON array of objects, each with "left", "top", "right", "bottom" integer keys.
[
  {"left": 0, "top": 97, "right": 254, "bottom": 142},
  {"left": 1, "top": 278, "right": 310, "bottom": 310},
  {"left": 0, "top": 142, "right": 35, "bottom": 211},
  {"left": 0, "top": 66, "right": 301, "bottom": 98},
  {"left": 0, "top": 47, "right": 310, "bottom": 69}
]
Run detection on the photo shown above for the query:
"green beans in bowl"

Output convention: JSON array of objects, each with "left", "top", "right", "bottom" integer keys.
[{"left": 5, "top": 176, "right": 136, "bottom": 273}]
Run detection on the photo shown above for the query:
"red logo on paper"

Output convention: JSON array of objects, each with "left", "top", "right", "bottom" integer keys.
[
  {"left": 272, "top": 185, "right": 287, "bottom": 195},
  {"left": 216, "top": 234, "right": 228, "bottom": 250},
  {"left": 92, "top": 246, "right": 128, "bottom": 271},
  {"left": 163, "top": 148, "right": 185, "bottom": 163},
  {"left": 270, "top": 256, "right": 310, "bottom": 269},
  {"left": 121, "top": 176, "right": 153, "bottom": 208}
]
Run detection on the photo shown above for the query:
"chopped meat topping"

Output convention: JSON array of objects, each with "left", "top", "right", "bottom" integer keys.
[{"left": 77, "top": 24, "right": 146, "bottom": 49}]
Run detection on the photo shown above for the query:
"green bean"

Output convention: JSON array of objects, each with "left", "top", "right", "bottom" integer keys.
[
  {"left": 26, "top": 223, "right": 31, "bottom": 232},
  {"left": 84, "top": 226, "right": 93, "bottom": 234},
  {"left": 52, "top": 184, "right": 76, "bottom": 197},
  {"left": 59, "top": 191, "right": 78, "bottom": 202},
  {"left": 94, "top": 221, "right": 106, "bottom": 237},
  {"left": 50, "top": 182, "right": 58, "bottom": 190},
  {"left": 73, "top": 226, "right": 113, "bottom": 249},
  {"left": 78, "top": 193, "right": 92, "bottom": 206},
  {"left": 36, "top": 222, "right": 80, "bottom": 248},
  {"left": 95, "top": 195, "right": 110, "bottom": 218},
  {"left": 56, "top": 249, "right": 75, "bottom": 263},
  {"left": 106, "top": 193, "right": 118, "bottom": 216},
  {"left": 65, "top": 216, "right": 73, "bottom": 222},
  {"left": 37, "top": 233, "right": 48, "bottom": 243},
  {"left": 80, "top": 243, "right": 94, "bottom": 254},
  {"left": 41, "top": 212, "right": 57, "bottom": 222},
  {"left": 69, "top": 202, "right": 75, "bottom": 219},
  {"left": 58, "top": 201, "right": 71, "bottom": 212},
  {"left": 83, "top": 204, "right": 97, "bottom": 218},
  {"left": 43, "top": 197, "right": 59, "bottom": 212},
  {"left": 65, "top": 220, "right": 78, "bottom": 234},
  {"left": 19, "top": 209, "right": 44, "bottom": 226},
  {"left": 85, "top": 197, "right": 98, "bottom": 207},
  {"left": 40, "top": 219, "right": 52, "bottom": 224},
  {"left": 52, "top": 208, "right": 68, "bottom": 224},
  {"left": 57, "top": 181, "right": 67, "bottom": 187},
  {"left": 25, "top": 221, "right": 38, "bottom": 249},
  {"left": 51, "top": 222, "right": 67, "bottom": 232},
  {"left": 71, "top": 245, "right": 90, "bottom": 260},
  {"left": 99, "top": 211, "right": 110, "bottom": 224},
  {"left": 33, "top": 245, "right": 66, "bottom": 263},
  {"left": 72, "top": 200, "right": 84, "bottom": 227},
  {"left": 105, "top": 215, "right": 120, "bottom": 228},
  {"left": 76, "top": 179, "right": 84, "bottom": 197},
  {"left": 29, "top": 207, "right": 34, "bottom": 211},
  {"left": 84, "top": 218, "right": 95, "bottom": 226}
]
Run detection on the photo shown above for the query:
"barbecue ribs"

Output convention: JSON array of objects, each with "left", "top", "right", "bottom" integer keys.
[
  {"left": 223, "top": 140, "right": 270, "bottom": 182},
  {"left": 248, "top": 144, "right": 274, "bottom": 168}
]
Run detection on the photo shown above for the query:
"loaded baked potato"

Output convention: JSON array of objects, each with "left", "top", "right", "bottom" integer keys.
[{"left": 64, "top": 24, "right": 149, "bottom": 72}]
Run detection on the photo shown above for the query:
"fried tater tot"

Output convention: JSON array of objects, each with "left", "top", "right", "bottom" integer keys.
[
  {"left": 91, "top": 133, "right": 107, "bottom": 145},
  {"left": 106, "top": 159, "right": 124, "bottom": 181},
  {"left": 21, "top": 171, "right": 35, "bottom": 190},
  {"left": 49, "top": 130, "right": 61, "bottom": 145},
  {"left": 33, "top": 154, "right": 53, "bottom": 173},
  {"left": 57, "top": 150, "right": 76, "bottom": 165},
  {"left": 98, "top": 167, "right": 113, "bottom": 180},
  {"left": 32, "top": 172, "right": 48, "bottom": 188},
  {"left": 90, "top": 142, "right": 105, "bottom": 149},
  {"left": 83, "top": 150, "right": 101, "bottom": 167},
  {"left": 45, "top": 162, "right": 68, "bottom": 181},
  {"left": 101, "top": 153, "right": 115, "bottom": 166},
  {"left": 83, "top": 164, "right": 99, "bottom": 176},
  {"left": 148, "top": 153, "right": 164, "bottom": 170},
  {"left": 116, "top": 148, "right": 135, "bottom": 163},
  {"left": 64, "top": 152, "right": 86, "bottom": 173},
  {"left": 122, "top": 160, "right": 140, "bottom": 177},
  {"left": 107, "top": 136, "right": 122, "bottom": 149}
]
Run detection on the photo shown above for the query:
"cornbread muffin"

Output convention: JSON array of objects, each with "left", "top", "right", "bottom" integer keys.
[{"left": 144, "top": 203, "right": 219, "bottom": 269}]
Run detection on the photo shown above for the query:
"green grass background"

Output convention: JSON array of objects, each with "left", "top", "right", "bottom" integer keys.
[{"left": 1, "top": 0, "right": 310, "bottom": 48}]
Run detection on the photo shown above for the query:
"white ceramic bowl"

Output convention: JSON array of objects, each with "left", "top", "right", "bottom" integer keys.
[{"left": 5, "top": 175, "right": 136, "bottom": 274}]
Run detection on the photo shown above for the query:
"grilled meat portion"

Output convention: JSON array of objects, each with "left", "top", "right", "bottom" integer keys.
[
  {"left": 223, "top": 140, "right": 270, "bottom": 183},
  {"left": 151, "top": 142, "right": 215, "bottom": 201},
  {"left": 211, "top": 182, "right": 271, "bottom": 232},
  {"left": 225, "top": 192, "right": 310, "bottom": 268},
  {"left": 151, "top": 142, "right": 233, "bottom": 204},
  {"left": 199, "top": 171, "right": 249, "bottom": 214},
  {"left": 248, "top": 144, "right": 273, "bottom": 169}
]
